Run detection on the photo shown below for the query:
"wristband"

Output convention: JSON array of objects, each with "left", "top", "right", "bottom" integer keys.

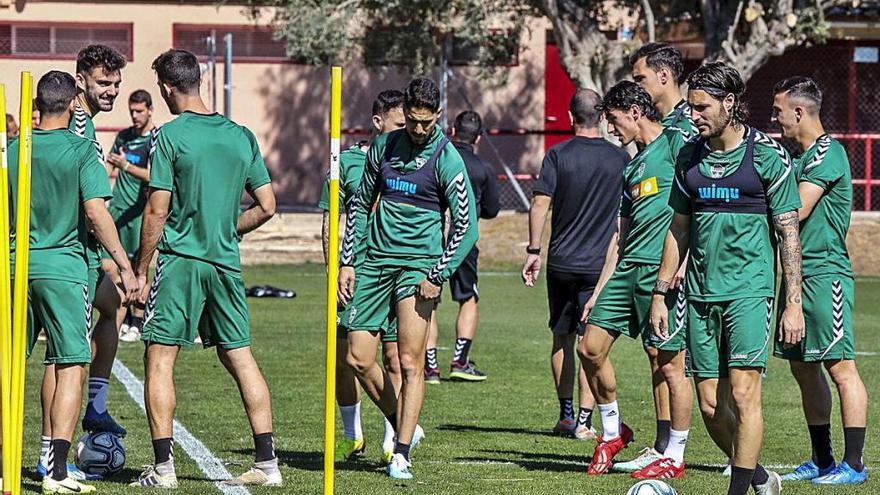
[{"left": 526, "top": 246, "right": 541, "bottom": 255}]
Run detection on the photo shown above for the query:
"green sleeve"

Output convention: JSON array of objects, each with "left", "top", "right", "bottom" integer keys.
[
  {"left": 244, "top": 129, "right": 271, "bottom": 191},
  {"left": 317, "top": 175, "right": 331, "bottom": 211},
  {"left": 619, "top": 172, "right": 633, "bottom": 218},
  {"left": 755, "top": 135, "right": 801, "bottom": 215},
  {"left": 426, "top": 146, "right": 478, "bottom": 285},
  {"left": 339, "top": 136, "right": 383, "bottom": 267},
  {"left": 801, "top": 141, "right": 847, "bottom": 190},
  {"left": 668, "top": 147, "right": 693, "bottom": 215},
  {"left": 79, "top": 142, "right": 112, "bottom": 202},
  {"left": 149, "top": 127, "right": 174, "bottom": 191}
]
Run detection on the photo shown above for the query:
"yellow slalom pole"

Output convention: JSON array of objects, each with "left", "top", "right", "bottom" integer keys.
[
  {"left": 322, "top": 66, "right": 342, "bottom": 495},
  {"left": 11, "top": 72, "right": 33, "bottom": 495},
  {"left": 0, "top": 83, "right": 13, "bottom": 495}
]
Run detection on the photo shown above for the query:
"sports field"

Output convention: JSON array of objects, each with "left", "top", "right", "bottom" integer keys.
[{"left": 20, "top": 264, "right": 880, "bottom": 494}]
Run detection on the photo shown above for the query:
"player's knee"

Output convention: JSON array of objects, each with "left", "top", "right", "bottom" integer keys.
[
  {"left": 729, "top": 383, "right": 760, "bottom": 416},
  {"left": 345, "top": 352, "right": 373, "bottom": 376},
  {"left": 825, "top": 360, "right": 861, "bottom": 387},
  {"left": 578, "top": 342, "right": 605, "bottom": 368},
  {"left": 698, "top": 395, "right": 718, "bottom": 420},
  {"left": 396, "top": 352, "right": 422, "bottom": 377},
  {"left": 645, "top": 346, "right": 660, "bottom": 361},
  {"left": 383, "top": 356, "right": 401, "bottom": 376}
]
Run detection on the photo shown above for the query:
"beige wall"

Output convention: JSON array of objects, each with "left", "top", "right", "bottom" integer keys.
[{"left": 1, "top": 2, "right": 551, "bottom": 205}]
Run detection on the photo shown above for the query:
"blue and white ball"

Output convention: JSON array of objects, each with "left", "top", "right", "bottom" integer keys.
[
  {"left": 626, "top": 480, "right": 678, "bottom": 495},
  {"left": 75, "top": 431, "right": 126, "bottom": 477}
]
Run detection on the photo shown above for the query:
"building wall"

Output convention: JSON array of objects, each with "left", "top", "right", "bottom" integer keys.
[{"left": 1, "top": 1, "right": 551, "bottom": 206}]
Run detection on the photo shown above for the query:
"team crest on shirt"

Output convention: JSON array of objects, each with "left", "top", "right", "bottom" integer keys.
[
  {"left": 710, "top": 162, "right": 727, "bottom": 179},
  {"left": 414, "top": 157, "right": 428, "bottom": 169},
  {"left": 635, "top": 162, "right": 647, "bottom": 179},
  {"left": 630, "top": 176, "right": 659, "bottom": 201}
]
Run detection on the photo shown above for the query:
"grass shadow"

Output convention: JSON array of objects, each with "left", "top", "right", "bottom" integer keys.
[
  {"left": 231, "top": 448, "right": 382, "bottom": 473},
  {"left": 436, "top": 423, "right": 557, "bottom": 437}
]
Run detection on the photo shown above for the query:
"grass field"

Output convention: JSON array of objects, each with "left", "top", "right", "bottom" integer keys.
[{"left": 18, "top": 264, "right": 880, "bottom": 494}]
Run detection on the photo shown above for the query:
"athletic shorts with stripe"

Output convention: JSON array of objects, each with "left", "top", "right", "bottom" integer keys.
[
  {"left": 450, "top": 246, "right": 479, "bottom": 303},
  {"left": 141, "top": 254, "right": 251, "bottom": 350},
  {"left": 340, "top": 259, "right": 426, "bottom": 340},
  {"left": 336, "top": 303, "right": 397, "bottom": 343},
  {"left": 25, "top": 279, "right": 92, "bottom": 365},
  {"left": 774, "top": 275, "right": 855, "bottom": 362},
  {"left": 587, "top": 261, "right": 686, "bottom": 351},
  {"left": 687, "top": 297, "right": 773, "bottom": 378}
]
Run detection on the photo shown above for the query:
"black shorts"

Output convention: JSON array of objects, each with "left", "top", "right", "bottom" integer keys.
[
  {"left": 450, "top": 246, "right": 479, "bottom": 302},
  {"left": 547, "top": 270, "right": 600, "bottom": 336}
]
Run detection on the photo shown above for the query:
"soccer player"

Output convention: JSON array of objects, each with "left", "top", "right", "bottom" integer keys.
[
  {"left": 580, "top": 81, "right": 691, "bottom": 479},
  {"left": 105, "top": 89, "right": 157, "bottom": 344},
  {"left": 609, "top": 41, "right": 697, "bottom": 473},
  {"left": 10, "top": 70, "right": 137, "bottom": 494},
  {"left": 522, "top": 89, "right": 628, "bottom": 440},
  {"left": 36, "top": 44, "right": 128, "bottom": 481},
  {"left": 771, "top": 76, "right": 869, "bottom": 484},
  {"left": 424, "top": 110, "right": 500, "bottom": 383},
  {"left": 132, "top": 49, "right": 280, "bottom": 488},
  {"left": 5, "top": 113, "right": 18, "bottom": 139},
  {"left": 649, "top": 62, "right": 803, "bottom": 495},
  {"left": 338, "top": 77, "right": 478, "bottom": 480},
  {"left": 630, "top": 42, "right": 697, "bottom": 139},
  {"left": 319, "top": 89, "right": 406, "bottom": 462}
]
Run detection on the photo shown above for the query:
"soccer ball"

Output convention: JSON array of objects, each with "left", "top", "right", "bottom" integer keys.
[
  {"left": 625, "top": 480, "right": 678, "bottom": 495},
  {"left": 75, "top": 432, "right": 126, "bottom": 477}
]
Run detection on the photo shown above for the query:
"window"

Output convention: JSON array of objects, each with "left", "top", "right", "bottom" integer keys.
[
  {"left": 173, "top": 24, "right": 294, "bottom": 63},
  {"left": 0, "top": 22, "right": 132, "bottom": 60}
]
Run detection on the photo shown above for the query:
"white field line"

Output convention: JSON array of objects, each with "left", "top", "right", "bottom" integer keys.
[{"left": 112, "top": 359, "right": 251, "bottom": 495}]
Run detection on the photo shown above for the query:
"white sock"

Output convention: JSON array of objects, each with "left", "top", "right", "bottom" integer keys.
[
  {"left": 665, "top": 428, "right": 689, "bottom": 465},
  {"left": 88, "top": 377, "right": 110, "bottom": 414},
  {"left": 40, "top": 435, "right": 51, "bottom": 463},
  {"left": 156, "top": 459, "right": 175, "bottom": 477},
  {"left": 383, "top": 417, "right": 395, "bottom": 451},
  {"left": 339, "top": 402, "right": 362, "bottom": 440},
  {"left": 597, "top": 401, "right": 621, "bottom": 440}
]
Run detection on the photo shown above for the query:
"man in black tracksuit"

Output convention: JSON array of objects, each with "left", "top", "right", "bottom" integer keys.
[{"left": 425, "top": 110, "right": 500, "bottom": 382}]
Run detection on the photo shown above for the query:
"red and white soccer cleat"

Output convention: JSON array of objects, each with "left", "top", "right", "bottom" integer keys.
[
  {"left": 587, "top": 422, "right": 634, "bottom": 475},
  {"left": 631, "top": 457, "right": 685, "bottom": 480}
]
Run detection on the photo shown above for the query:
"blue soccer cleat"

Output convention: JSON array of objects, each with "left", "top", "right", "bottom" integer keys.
[
  {"left": 812, "top": 460, "right": 867, "bottom": 485},
  {"left": 81, "top": 404, "right": 127, "bottom": 437},
  {"left": 781, "top": 460, "right": 836, "bottom": 481},
  {"left": 386, "top": 453, "right": 413, "bottom": 480},
  {"left": 36, "top": 458, "right": 101, "bottom": 481}
]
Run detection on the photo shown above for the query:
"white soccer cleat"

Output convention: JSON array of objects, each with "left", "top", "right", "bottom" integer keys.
[
  {"left": 129, "top": 465, "right": 179, "bottom": 489},
  {"left": 754, "top": 470, "right": 782, "bottom": 495},
  {"left": 42, "top": 476, "right": 97, "bottom": 494},
  {"left": 223, "top": 464, "right": 283, "bottom": 487},
  {"left": 120, "top": 325, "right": 141, "bottom": 343},
  {"left": 611, "top": 447, "right": 661, "bottom": 473}
]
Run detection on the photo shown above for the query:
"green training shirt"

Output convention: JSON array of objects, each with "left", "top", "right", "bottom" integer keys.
[
  {"left": 149, "top": 111, "right": 271, "bottom": 273},
  {"left": 8, "top": 129, "right": 112, "bottom": 283},
  {"left": 669, "top": 128, "right": 801, "bottom": 302},
  {"left": 619, "top": 127, "right": 686, "bottom": 265},
  {"left": 340, "top": 125, "right": 478, "bottom": 285},
  {"left": 795, "top": 135, "right": 853, "bottom": 278},
  {"left": 109, "top": 126, "right": 154, "bottom": 224},
  {"left": 318, "top": 144, "right": 369, "bottom": 265},
  {"left": 661, "top": 100, "right": 698, "bottom": 141},
  {"left": 69, "top": 105, "right": 104, "bottom": 268}
]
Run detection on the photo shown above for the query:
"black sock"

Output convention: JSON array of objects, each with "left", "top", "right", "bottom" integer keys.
[
  {"left": 558, "top": 397, "right": 574, "bottom": 422},
  {"left": 253, "top": 432, "right": 276, "bottom": 462},
  {"left": 49, "top": 439, "right": 71, "bottom": 481},
  {"left": 577, "top": 407, "right": 593, "bottom": 429},
  {"left": 425, "top": 348, "right": 438, "bottom": 371},
  {"left": 152, "top": 437, "right": 174, "bottom": 465},
  {"left": 844, "top": 427, "right": 866, "bottom": 472},
  {"left": 385, "top": 413, "right": 397, "bottom": 433},
  {"left": 452, "top": 338, "right": 472, "bottom": 365},
  {"left": 393, "top": 442, "right": 411, "bottom": 461},
  {"left": 808, "top": 423, "right": 834, "bottom": 469},
  {"left": 751, "top": 463, "right": 769, "bottom": 487},
  {"left": 727, "top": 466, "right": 755, "bottom": 495},
  {"left": 653, "top": 419, "right": 671, "bottom": 453}
]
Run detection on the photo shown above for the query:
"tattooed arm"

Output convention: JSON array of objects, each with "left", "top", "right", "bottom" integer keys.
[
  {"left": 649, "top": 212, "right": 690, "bottom": 339},
  {"left": 774, "top": 210, "right": 805, "bottom": 347}
]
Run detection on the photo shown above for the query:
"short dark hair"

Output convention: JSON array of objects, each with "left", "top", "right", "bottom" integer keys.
[
  {"left": 686, "top": 62, "right": 749, "bottom": 123},
  {"left": 152, "top": 49, "right": 201, "bottom": 95},
  {"left": 629, "top": 42, "right": 684, "bottom": 85},
  {"left": 35, "top": 71, "right": 77, "bottom": 116},
  {"left": 569, "top": 88, "right": 602, "bottom": 128},
  {"left": 773, "top": 76, "right": 822, "bottom": 113},
  {"left": 372, "top": 89, "right": 405, "bottom": 117},
  {"left": 5, "top": 114, "right": 14, "bottom": 125},
  {"left": 404, "top": 77, "right": 440, "bottom": 112},
  {"left": 129, "top": 89, "right": 153, "bottom": 108},
  {"left": 453, "top": 110, "right": 483, "bottom": 144},
  {"left": 597, "top": 81, "right": 661, "bottom": 121},
  {"left": 76, "top": 44, "right": 127, "bottom": 75}
]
